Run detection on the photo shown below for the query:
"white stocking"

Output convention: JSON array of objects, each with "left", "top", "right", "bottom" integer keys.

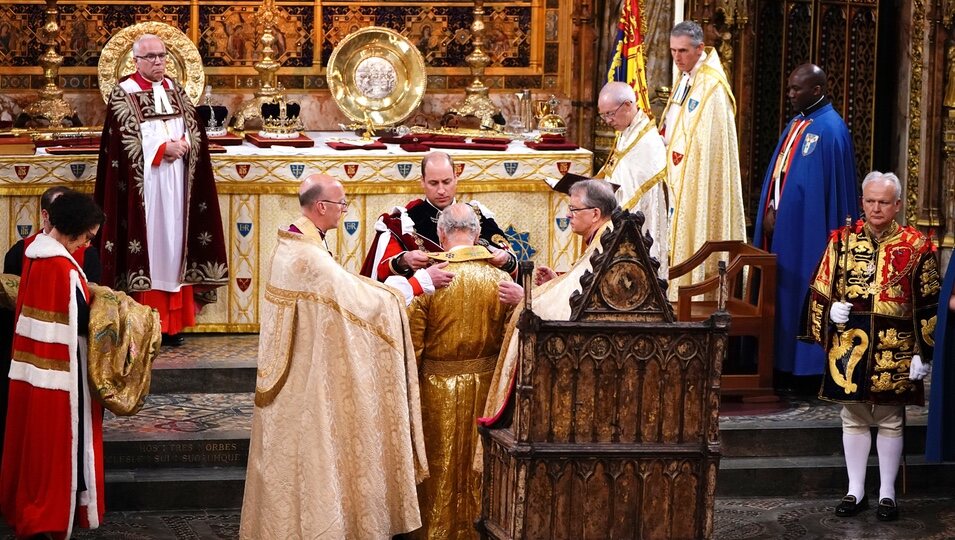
[
  {"left": 843, "top": 432, "right": 871, "bottom": 500},
  {"left": 877, "top": 434, "right": 903, "bottom": 501}
]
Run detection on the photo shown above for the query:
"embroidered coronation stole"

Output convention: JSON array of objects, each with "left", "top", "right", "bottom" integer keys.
[
  {"left": 659, "top": 48, "right": 746, "bottom": 300},
  {"left": 597, "top": 112, "right": 669, "bottom": 281}
]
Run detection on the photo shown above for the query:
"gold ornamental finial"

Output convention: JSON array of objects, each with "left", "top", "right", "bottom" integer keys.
[
  {"left": 232, "top": 0, "right": 288, "bottom": 131},
  {"left": 22, "top": 0, "right": 77, "bottom": 127},
  {"left": 448, "top": 0, "right": 500, "bottom": 127}
]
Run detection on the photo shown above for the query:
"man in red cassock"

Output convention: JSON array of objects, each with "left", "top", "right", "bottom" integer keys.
[{"left": 94, "top": 33, "right": 228, "bottom": 346}]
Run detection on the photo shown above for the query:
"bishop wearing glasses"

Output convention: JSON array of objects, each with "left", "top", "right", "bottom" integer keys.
[
  {"left": 594, "top": 81, "right": 669, "bottom": 281},
  {"left": 94, "top": 33, "right": 228, "bottom": 347}
]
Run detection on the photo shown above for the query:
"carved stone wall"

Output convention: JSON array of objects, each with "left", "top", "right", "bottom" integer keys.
[{"left": 0, "top": 0, "right": 580, "bottom": 135}]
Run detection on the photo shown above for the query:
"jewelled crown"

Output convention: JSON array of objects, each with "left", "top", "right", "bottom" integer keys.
[
  {"left": 197, "top": 86, "right": 229, "bottom": 137},
  {"left": 260, "top": 98, "right": 304, "bottom": 139}
]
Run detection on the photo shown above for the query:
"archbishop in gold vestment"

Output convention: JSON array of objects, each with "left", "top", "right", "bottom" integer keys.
[
  {"left": 240, "top": 224, "right": 428, "bottom": 540},
  {"left": 660, "top": 47, "right": 746, "bottom": 299},
  {"left": 408, "top": 252, "right": 514, "bottom": 540}
]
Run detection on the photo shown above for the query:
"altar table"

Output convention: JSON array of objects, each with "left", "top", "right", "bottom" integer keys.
[{"left": 0, "top": 132, "right": 593, "bottom": 332}]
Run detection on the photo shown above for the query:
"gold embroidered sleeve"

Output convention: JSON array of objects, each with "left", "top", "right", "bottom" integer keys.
[{"left": 912, "top": 250, "right": 941, "bottom": 357}]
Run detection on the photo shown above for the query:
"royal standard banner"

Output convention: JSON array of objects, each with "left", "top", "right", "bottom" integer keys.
[{"left": 607, "top": 0, "right": 652, "bottom": 117}]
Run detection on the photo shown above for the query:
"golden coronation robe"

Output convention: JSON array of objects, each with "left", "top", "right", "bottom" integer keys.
[
  {"left": 596, "top": 109, "right": 669, "bottom": 282},
  {"left": 240, "top": 221, "right": 428, "bottom": 540},
  {"left": 408, "top": 248, "right": 513, "bottom": 539},
  {"left": 660, "top": 47, "right": 746, "bottom": 299}
]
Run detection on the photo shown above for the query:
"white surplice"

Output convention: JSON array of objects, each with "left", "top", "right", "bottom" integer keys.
[{"left": 119, "top": 77, "right": 188, "bottom": 293}]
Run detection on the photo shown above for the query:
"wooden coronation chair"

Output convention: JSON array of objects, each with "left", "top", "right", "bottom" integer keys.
[{"left": 669, "top": 241, "right": 777, "bottom": 399}]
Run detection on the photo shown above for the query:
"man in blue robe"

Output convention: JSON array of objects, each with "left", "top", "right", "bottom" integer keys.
[
  {"left": 927, "top": 255, "right": 955, "bottom": 462},
  {"left": 753, "top": 63, "right": 859, "bottom": 385}
]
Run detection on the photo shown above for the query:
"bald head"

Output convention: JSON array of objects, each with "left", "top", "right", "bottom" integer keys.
[
  {"left": 599, "top": 82, "right": 636, "bottom": 105},
  {"left": 792, "top": 64, "right": 827, "bottom": 89},
  {"left": 787, "top": 64, "right": 827, "bottom": 113},
  {"left": 598, "top": 81, "right": 639, "bottom": 131},
  {"left": 299, "top": 173, "right": 337, "bottom": 206},
  {"left": 299, "top": 174, "right": 347, "bottom": 232}
]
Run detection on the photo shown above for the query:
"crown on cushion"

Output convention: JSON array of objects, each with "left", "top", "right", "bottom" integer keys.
[{"left": 260, "top": 97, "right": 304, "bottom": 139}]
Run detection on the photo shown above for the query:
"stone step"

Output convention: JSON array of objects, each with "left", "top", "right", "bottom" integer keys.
[
  {"left": 105, "top": 467, "right": 246, "bottom": 511},
  {"left": 150, "top": 334, "right": 257, "bottom": 394},
  {"left": 721, "top": 424, "right": 928, "bottom": 457},
  {"left": 105, "top": 436, "right": 249, "bottom": 469},
  {"left": 103, "top": 454, "right": 955, "bottom": 510},
  {"left": 717, "top": 455, "right": 955, "bottom": 497}
]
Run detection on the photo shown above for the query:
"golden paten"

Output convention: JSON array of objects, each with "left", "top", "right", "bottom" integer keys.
[
  {"left": 97, "top": 22, "right": 205, "bottom": 105},
  {"left": 327, "top": 26, "right": 427, "bottom": 128}
]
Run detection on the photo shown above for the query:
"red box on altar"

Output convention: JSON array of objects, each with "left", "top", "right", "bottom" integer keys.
[
  {"left": 245, "top": 133, "right": 314, "bottom": 148},
  {"left": 208, "top": 133, "right": 245, "bottom": 146},
  {"left": 45, "top": 145, "right": 100, "bottom": 155},
  {"left": 0, "top": 136, "right": 36, "bottom": 155},
  {"left": 34, "top": 135, "right": 101, "bottom": 148}
]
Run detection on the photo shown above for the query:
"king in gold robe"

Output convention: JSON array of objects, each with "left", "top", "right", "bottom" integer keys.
[
  {"left": 659, "top": 46, "right": 746, "bottom": 299},
  {"left": 408, "top": 244, "right": 514, "bottom": 539},
  {"left": 240, "top": 219, "right": 428, "bottom": 539}
]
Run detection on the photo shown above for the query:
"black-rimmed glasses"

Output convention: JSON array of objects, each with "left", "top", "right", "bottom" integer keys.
[{"left": 135, "top": 53, "right": 167, "bottom": 63}]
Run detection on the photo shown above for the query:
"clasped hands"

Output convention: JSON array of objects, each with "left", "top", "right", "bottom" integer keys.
[
  {"left": 829, "top": 301, "right": 930, "bottom": 381},
  {"left": 162, "top": 137, "right": 189, "bottom": 162}
]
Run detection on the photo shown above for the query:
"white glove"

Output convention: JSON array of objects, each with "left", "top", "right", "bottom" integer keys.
[
  {"left": 829, "top": 301, "right": 852, "bottom": 324},
  {"left": 909, "top": 355, "right": 930, "bottom": 381}
]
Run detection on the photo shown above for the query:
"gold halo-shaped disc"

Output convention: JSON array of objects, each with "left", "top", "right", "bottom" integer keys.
[
  {"left": 326, "top": 26, "right": 427, "bottom": 126},
  {"left": 97, "top": 22, "right": 205, "bottom": 105}
]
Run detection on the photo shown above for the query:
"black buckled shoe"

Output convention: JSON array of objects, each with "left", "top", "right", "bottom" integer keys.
[
  {"left": 876, "top": 498, "right": 899, "bottom": 521},
  {"left": 161, "top": 333, "right": 185, "bottom": 347},
  {"left": 834, "top": 494, "right": 868, "bottom": 517}
]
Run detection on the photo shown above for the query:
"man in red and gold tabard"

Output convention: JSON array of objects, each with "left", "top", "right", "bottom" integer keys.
[
  {"left": 360, "top": 151, "right": 515, "bottom": 293},
  {"left": 801, "top": 171, "right": 940, "bottom": 522},
  {"left": 94, "top": 33, "right": 228, "bottom": 346}
]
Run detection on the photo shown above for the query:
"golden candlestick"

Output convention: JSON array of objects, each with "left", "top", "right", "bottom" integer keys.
[
  {"left": 22, "top": 0, "right": 76, "bottom": 127},
  {"left": 232, "top": 0, "right": 286, "bottom": 131},
  {"left": 448, "top": 0, "right": 500, "bottom": 127}
]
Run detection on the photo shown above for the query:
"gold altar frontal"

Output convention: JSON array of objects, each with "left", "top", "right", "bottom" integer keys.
[{"left": 0, "top": 133, "right": 592, "bottom": 332}]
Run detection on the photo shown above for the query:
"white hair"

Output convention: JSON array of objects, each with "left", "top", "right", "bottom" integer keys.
[
  {"left": 132, "top": 34, "right": 163, "bottom": 56},
  {"left": 861, "top": 170, "right": 902, "bottom": 201},
  {"left": 436, "top": 203, "right": 479, "bottom": 238}
]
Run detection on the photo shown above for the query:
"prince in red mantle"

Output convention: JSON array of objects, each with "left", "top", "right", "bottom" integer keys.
[
  {"left": 360, "top": 152, "right": 516, "bottom": 291},
  {"left": 94, "top": 34, "right": 227, "bottom": 342}
]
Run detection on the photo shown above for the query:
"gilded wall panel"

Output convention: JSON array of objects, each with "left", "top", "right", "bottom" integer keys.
[
  {"left": 0, "top": 0, "right": 567, "bottom": 131},
  {"left": 199, "top": 3, "right": 313, "bottom": 69}
]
